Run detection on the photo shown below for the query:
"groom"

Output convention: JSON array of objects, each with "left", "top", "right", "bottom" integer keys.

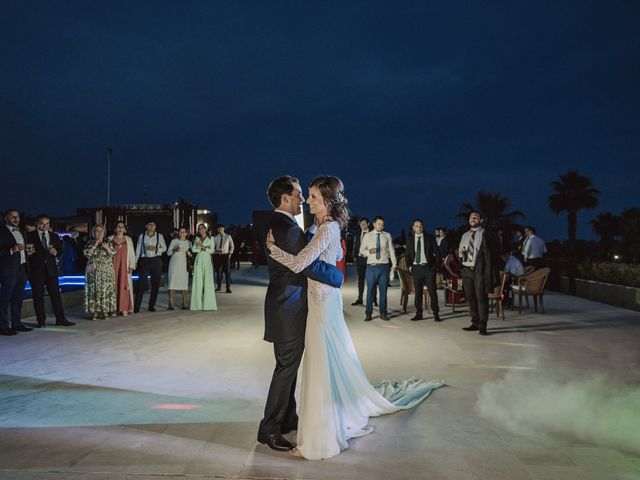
[{"left": 257, "top": 175, "right": 344, "bottom": 452}]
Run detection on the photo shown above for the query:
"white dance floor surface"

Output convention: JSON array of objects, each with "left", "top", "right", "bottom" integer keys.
[{"left": 1, "top": 265, "right": 639, "bottom": 480}]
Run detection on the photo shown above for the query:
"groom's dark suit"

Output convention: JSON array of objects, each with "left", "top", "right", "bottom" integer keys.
[{"left": 259, "top": 212, "right": 343, "bottom": 441}]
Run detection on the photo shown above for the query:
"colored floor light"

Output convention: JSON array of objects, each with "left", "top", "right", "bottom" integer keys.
[{"left": 151, "top": 404, "right": 201, "bottom": 410}]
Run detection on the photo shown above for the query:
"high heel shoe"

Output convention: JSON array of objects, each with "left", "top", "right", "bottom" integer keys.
[{"left": 289, "top": 448, "right": 304, "bottom": 458}]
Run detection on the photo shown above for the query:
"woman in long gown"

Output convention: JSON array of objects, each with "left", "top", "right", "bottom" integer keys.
[
  {"left": 167, "top": 226, "right": 191, "bottom": 310},
  {"left": 190, "top": 223, "right": 217, "bottom": 311},
  {"left": 108, "top": 222, "right": 135, "bottom": 316},
  {"left": 84, "top": 224, "right": 117, "bottom": 320},
  {"left": 266, "top": 176, "right": 444, "bottom": 460}
]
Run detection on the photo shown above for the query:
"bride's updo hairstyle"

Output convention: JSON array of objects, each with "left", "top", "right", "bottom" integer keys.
[{"left": 310, "top": 175, "right": 350, "bottom": 228}]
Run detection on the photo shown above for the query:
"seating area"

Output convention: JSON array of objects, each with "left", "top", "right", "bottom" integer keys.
[{"left": 511, "top": 267, "right": 552, "bottom": 314}]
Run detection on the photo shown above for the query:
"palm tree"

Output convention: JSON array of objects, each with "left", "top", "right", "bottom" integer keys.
[
  {"left": 456, "top": 191, "right": 525, "bottom": 231},
  {"left": 591, "top": 212, "right": 622, "bottom": 257},
  {"left": 620, "top": 207, "right": 640, "bottom": 263},
  {"left": 548, "top": 170, "right": 600, "bottom": 247}
]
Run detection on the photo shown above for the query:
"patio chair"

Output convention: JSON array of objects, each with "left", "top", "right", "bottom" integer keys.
[
  {"left": 511, "top": 267, "right": 551, "bottom": 314},
  {"left": 397, "top": 256, "right": 430, "bottom": 314},
  {"left": 487, "top": 270, "right": 509, "bottom": 320}
]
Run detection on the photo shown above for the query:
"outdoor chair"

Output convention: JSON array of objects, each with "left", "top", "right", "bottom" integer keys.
[
  {"left": 443, "top": 253, "right": 467, "bottom": 311},
  {"left": 511, "top": 267, "right": 551, "bottom": 314},
  {"left": 397, "top": 256, "right": 430, "bottom": 314},
  {"left": 488, "top": 270, "right": 509, "bottom": 320}
]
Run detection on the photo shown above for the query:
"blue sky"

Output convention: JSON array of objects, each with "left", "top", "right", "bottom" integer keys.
[{"left": 1, "top": 1, "right": 638, "bottom": 240}]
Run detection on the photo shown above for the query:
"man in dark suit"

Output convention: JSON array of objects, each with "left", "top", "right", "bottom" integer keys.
[
  {"left": 405, "top": 219, "right": 441, "bottom": 322},
  {"left": 436, "top": 227, "right": 450, "bottom": 258},
  {"left": 458, "top": 212, "right": 500, "bottom": 336},
  {"left": 257, "top": 175, "right": 343, "bottom": 452},
  {"left": 0, "top": 210, "right": 34, "bottom": 335},
  {"left": 25, "top": 214, "right": 74, "bottom": 327},
  {"left": 351, "top": 217, "right": 376, "bottom": 306}
]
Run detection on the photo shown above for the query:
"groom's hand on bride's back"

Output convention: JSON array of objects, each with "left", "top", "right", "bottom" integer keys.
[{"left": 304, "top": 260, "right": 343, "bottom": 288}]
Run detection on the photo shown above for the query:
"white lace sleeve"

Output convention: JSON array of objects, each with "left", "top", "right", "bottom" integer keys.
[{"left": 270, "top": 223, "right": 334, "bottom": 273}]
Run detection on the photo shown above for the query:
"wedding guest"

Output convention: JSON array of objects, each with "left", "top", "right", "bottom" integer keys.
[
  {"left": 360, "top": 216, "right": 396, "bottom": 321},
  {"left": 405, "top": 219, "right": 441, "bottom": 322},
  {"left": 436, "top": 228, "right": 450, "bottom": 258},
  {"left": 0, "top": 210, "right": 32, "bottom": 335},
  {"left": 351, "top": 218, "right": 376, "bottom": 306},
  {"left": 191, "top": 223, "right": 217, "bottom": 310},
  {"left": 167, "top": 226, "right": 191, "bottom": 310},
  {"left": 83, "top": 225, "right": 117, "bottom": 320},
  {"left": 109, "top": 221, "right": 136, "bottom": 316},
  {"left": 522, "top": 226, "right": 547, "bottom": 268},
  {"left": 213, "top": 224, "right": 234, "bottom": 293},
  {"left": 26, "top": 214, "right": 74, "bottom": 327},
  {"left": 503, "top": 251, "right": 524, "bottom": 277},
  {"left": 134, "top": 220, "right": 167, "bottom": 313},
  {"left": 251, "top": 239, "right": 261, "bottom": 267},
  {"left": 458, "top": 212, "right": 500, "bottom": 336}
]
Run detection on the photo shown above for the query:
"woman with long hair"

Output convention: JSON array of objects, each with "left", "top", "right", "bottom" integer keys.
[
  {"left": 84, "top": 224, "right": 117, "bottom": 320},
  {"left": 266, "top": 176, "right": 444, "bottom": 460},
  {"left": 190, "top": 223, "right": 217, "bottom": 311},
  {"left": 108, "top": 221, "right": 135, "bottom": 316}
]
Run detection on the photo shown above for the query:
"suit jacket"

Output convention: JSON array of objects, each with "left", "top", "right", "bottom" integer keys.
[
  {"left": 474, "top": 230, "right": 501, "bottom": 294},
  {"left": 264, "top": 212, "right": 342, "bottom": 343},
  {"left": 26, "top": 230, "right": 62, "bottom": 277},
  {"left": 438, "top": 235, "right": 450, "bottom": 258},
  {"left": 0, "top": 224, "right": 20, "bottom": 275},
  {"left": 352, "top": 229, "right": 369, "bottom": 260},
  {"left": 405, "top": 233, "right": 441, "bottom": 268}
]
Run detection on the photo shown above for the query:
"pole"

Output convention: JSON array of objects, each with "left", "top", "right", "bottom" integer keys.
[{"left": 107, "top": 148, "right": 112, "bottom": 206}]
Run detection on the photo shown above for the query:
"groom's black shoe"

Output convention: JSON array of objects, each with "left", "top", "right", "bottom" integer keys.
[
  {"left": 462, "top": 324, "right": 479, "bottom": 331},
  {"left": 257, "top": 432, "right": 295, "bottom": 452}
]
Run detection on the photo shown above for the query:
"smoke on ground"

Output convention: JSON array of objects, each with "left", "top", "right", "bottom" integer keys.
[{"left": 476, "top": 371, "right": 640, "bottom": 454}]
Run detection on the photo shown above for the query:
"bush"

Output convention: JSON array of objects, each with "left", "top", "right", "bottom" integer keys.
[{"left": 576, "top": 262, "right": 640, "bottom": 288}]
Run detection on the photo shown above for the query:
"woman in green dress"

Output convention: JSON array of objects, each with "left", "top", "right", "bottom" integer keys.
[
  {"left": 84, "top": 224, "right": 117, "bottom": 319},
  {"left": 190, "top": 223, "right": 217, "bottom": 311}
]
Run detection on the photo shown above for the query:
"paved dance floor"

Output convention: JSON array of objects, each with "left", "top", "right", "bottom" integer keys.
[{"left": 1, "top": 265, "right": 639, "bottom": 480}]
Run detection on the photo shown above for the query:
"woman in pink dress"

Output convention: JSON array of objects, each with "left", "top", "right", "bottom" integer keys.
[{"left": 109, "top": 222, "right": 136, "bottom": 315}]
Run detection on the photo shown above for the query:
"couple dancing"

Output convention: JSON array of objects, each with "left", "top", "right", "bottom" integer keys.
[{"left": 257, "top": 175, "right": 444, "bottom": 460}]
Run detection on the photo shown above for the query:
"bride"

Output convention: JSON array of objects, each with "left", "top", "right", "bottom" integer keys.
[{"left": 266, "top": 175, "right": 444, "bottom": 460}]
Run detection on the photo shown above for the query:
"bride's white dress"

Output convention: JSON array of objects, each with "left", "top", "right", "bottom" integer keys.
[{"left": 269, "top": 221, "right": 445, "bottom": 460}]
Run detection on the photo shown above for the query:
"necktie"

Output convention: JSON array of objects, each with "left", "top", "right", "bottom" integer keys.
[
  {"left": 416, "top": 236, "right": 422, "bottom": 264},
  {"left": 376, "top": 233, "right": 381, "bottom": 260},
  {"left": 467, "top": 231, "right": 476, "bottom": 263},
  {"left": 41, "top": 232, "right": 48, "bottom": 249},
  {"left": 219, "top": 235, "right": 224, "bottom": 251}
]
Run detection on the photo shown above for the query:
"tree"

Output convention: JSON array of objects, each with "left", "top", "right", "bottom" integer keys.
[
  {"left": 620, "top": 207, "right": 640, "bottom": 263},
  {"left": 548, "top": 170, "right": 600, "bottom": 247},
  {"left": 591, "top": 211, "right": 622, "bottom": 258},
  {"left": 456, "top": 191, "right": 525, "bottom": 231}
]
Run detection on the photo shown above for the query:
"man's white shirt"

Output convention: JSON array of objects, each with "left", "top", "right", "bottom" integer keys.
[{"left": 360, "top": 230, "right": 397, "bottom": 268}]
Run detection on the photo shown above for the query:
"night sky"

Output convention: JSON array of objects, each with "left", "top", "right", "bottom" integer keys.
[{"left": 2, "top": 1, "right": 638, "bottom": 240}]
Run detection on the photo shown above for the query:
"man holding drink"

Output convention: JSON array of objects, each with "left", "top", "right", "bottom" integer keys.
[
  {"left": 24, "top": 214, "right": 75, "bottom": 328},
  {"left": 0, "top": 210, "right": 35, "bottom": 335}
]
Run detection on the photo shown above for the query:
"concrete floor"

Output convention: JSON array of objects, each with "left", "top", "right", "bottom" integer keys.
[{"left": 1, "top": 265, "right": 639, "bottom": 480}]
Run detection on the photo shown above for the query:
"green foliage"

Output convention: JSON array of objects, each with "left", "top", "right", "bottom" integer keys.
[{"left": 576, "top": 262, "right": 640, "bottom": 288}]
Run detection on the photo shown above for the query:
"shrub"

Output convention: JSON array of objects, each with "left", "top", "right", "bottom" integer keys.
[{"left": 576, "top": 262, "right": 640, "bottom": 288}]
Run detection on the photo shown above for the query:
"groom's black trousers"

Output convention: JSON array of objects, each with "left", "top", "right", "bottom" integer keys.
[{"left": 259, "top": 336, "right": 304, "bottom": 435}]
